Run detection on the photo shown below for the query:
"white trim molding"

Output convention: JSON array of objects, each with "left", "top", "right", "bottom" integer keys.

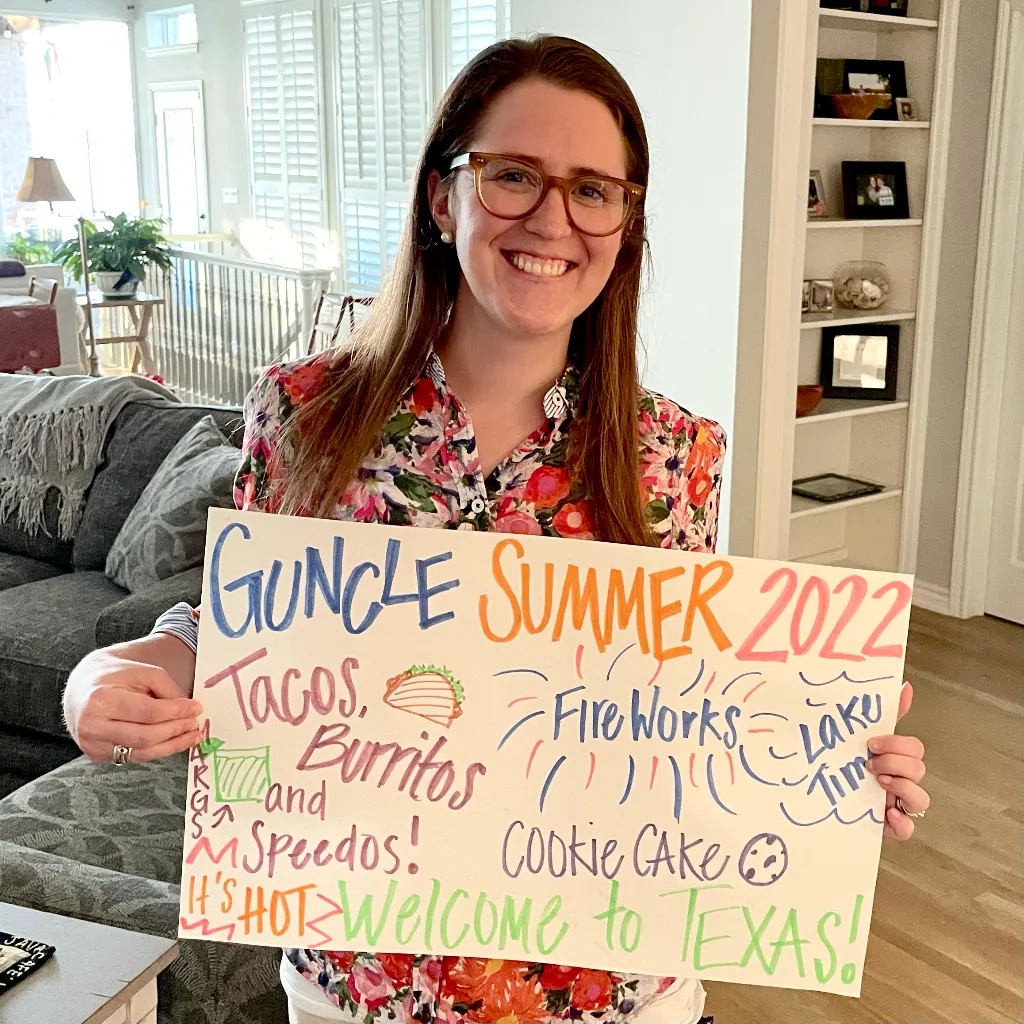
[
  {"left": 144, "top": 44, "right": 199, "bottom": 58},
  {"left": 912, "top": 581, "right": 951, "bottom": 617},
  {"left": 897, "top": 0, "right": 961, "bottom": 574},
  {"left": 948, "top": 0, "right": 1024, "bottom": 618},
  {"left": 749, "top": 0, "right": 820, "bottom": 560}
]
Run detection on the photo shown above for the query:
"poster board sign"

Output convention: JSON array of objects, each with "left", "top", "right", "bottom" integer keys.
[{"left": 179, "top": 508, "right": 913, "bottom": 995}]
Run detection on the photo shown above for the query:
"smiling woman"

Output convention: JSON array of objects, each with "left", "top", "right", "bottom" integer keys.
[
  {"left": 63, "top": 36, "right": 723, "bottom": 1024},
  {"left": 59, "top": 30, "right": 934, "bottom": 1024}
]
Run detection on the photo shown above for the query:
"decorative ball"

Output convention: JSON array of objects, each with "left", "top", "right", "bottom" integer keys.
[{"left": 833, "top": 261, "right": 892, "bottom": 310}]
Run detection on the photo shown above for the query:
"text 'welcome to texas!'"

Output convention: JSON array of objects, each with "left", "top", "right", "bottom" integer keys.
[{"left": 179, "top": 507, "right": 913, "bottom": 996}]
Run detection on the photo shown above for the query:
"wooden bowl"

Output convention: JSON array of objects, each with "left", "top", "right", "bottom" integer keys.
[
  {"left": 796, "top": 385, "right": 823, "bottom": 418},
  {"left": 830, "top": 94, "right": 891, "bottom": 120}
]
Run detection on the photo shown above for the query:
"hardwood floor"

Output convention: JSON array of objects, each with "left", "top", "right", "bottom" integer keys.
[{"left": 703, "top": 608, "right": 1024, "bottom": 1024}]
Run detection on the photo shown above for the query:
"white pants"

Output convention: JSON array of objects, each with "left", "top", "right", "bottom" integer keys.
[{"left": 281, "top": 954, "right": 706, "bottom": 1024}]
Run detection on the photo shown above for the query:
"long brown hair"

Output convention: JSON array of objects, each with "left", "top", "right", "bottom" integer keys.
[{"left": 281, "top": 35, "right": 653, "bottom": 545}]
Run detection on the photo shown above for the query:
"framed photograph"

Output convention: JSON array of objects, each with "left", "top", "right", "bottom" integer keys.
[
  {"left": 801, "top": 280, "right": 811, "bottom": 314},
  {"left": 870, "top": 0, "right": 908, "bottom": 14},
  {"left": 895, "top": 97, "right": 917, "bottom": 121},
  {"left": 808, "top": 170, "right": 828, "bottom": 218},
  {"left": 819, "top": 323, "right": 899, "bottom": 400},
  {"left": 809, "top": 279, "right": 834, "bottom": 314},
  {"left": 792, "top": 473, "right": 884, "bottom": 504},
  {"left": 819, "top": 2, "right": 907, "bottom": 16},
  {"left": 842, "top": 161, "right": 910, "bottom": 219},
  {"left": 815, "top": 59, "right": 908, "bottom": 120}
]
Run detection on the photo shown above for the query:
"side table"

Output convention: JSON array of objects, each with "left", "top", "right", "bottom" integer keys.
[
  {"left": 77, "top": 292, "right": 164, "bottom": 377},
  {"left": 0, "top": 902, "right": 178, "bottom": 1024}
]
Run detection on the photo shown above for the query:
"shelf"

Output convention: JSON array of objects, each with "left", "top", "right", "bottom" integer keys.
[
  {"left": 818, "top": 10, "right": 938, "bottom": 31},
  {"left": 795, "top": 399, "right": 909, "bottom": 425},
  {"left": 807, "top": 218, "right": 923, "bottom": 229},
  {"left": 813, "top": 118, "right": 930, "bottom": 129},
  {"left": 801, "top": 309, "right": 916, "bottom": 330},
  {"left": 791, "top": 487, "right": 902, "bottom": 520}
]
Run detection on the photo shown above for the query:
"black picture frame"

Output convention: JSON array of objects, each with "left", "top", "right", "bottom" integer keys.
[
  {"left": 871, "top": 0, "right": 908, "bottom": 15},
  {"left": 819, "top": 2, "right": 908, "bottom": 17},
  {"left": 842, "top": 161, "right": 910, "bottom": 219},
  {"left": 820, "top": 324, "right": 899, "bottom": 401},
  {"left": 808, "top": 170, "right": 828, "bottom": 218},
  {"left": 792, "top": 474, "right": 884, "bottom": 504},
  {"left": 815, "top": 59, "right": 908, "bottom": 120}
]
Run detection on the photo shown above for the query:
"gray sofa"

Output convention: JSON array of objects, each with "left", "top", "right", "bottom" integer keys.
[
  {"left": 0, "top": 394, "right": 286, "bottom": 1023},
  {"left": 0, "top": 399, "right": 241, "bottom": 794}
]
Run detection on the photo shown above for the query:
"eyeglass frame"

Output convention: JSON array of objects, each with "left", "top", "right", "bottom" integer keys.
[{"left": 447, "top": 152, "right": 646, "bottom": 237}]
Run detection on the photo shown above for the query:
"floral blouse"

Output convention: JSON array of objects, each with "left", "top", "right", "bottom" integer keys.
[
  {"left": 236, "top": 352, "right": 724, "bottom": 549},
  {"left": 228, "top": 351, "right": 725, "bottom": 1023}
]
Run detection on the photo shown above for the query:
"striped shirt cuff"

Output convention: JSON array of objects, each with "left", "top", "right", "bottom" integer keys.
[{"left": 152, "top": 602, "right": 199, "bottom": 655}]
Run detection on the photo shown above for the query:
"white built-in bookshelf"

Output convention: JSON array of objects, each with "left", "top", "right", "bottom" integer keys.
[{"left": 786, "top": 0, "right": 958, "bottom": 574}]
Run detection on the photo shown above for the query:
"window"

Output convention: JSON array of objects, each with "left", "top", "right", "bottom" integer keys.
[
  {"left": 449, "top": 0, "right": 508, "bottom": 78},
  {"left": 337, "top": 0, "right": 426, "bottom": 291},
  {"left": 243, "top": 1, "right": 326, "bottom": 268},
  {"left": 0, "top": 18, "right": 137, "bottom": 252},
  {"left": 336, "top": 0, "right": 504, "bottom": 292},
  {"left": 144, "top": 5, "right": 198, "bottom": 50}
]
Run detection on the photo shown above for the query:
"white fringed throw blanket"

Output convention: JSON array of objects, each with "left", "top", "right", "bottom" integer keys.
[{"left": 0, "top": 373, "right": 179, "bottom": 540}]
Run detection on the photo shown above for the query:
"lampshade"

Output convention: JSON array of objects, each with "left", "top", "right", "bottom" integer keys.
[{"left": 16, "top": 157, "right": 75, "bottom": 204}]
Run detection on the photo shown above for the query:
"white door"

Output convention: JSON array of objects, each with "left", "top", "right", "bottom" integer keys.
[
  {"left": 152, "top": 84, "right": 209, "bottom": 235},
  {"left": 985, "top": 166, "right": 1024, "bottom": 624}
]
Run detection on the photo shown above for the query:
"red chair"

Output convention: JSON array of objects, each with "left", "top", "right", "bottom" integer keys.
[{"left": 0, "top": 300, "right": 61, "bottom": 372}]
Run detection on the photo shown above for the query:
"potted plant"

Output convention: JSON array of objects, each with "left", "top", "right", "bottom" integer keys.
[{"left": 54, "top": 212, "right": 172, "bottom": 298}]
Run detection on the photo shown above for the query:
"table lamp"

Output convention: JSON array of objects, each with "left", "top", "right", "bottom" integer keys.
[
  {"left": 16, "top": 157, "right": 97, "bottom": 371},
  {"left": 16, "top": 157, "right": 74, "bottom": 213}
]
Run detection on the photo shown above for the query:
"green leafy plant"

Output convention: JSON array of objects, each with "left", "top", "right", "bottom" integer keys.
[
  {"left": 6, "top": 234, "right": 57, "bottom": 265},
  {"left": 53, "top": 213, "right": 172, "bottom": 282}
]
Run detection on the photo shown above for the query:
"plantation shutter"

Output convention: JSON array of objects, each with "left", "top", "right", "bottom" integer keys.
[
  {"left": 338, "top": 0, "right": 425, "bottom": 293},
  {"left": 244, "top": 1, "right": 325, "bottom": 268},
  {"left": 449, "top": 0, "right": 507, "bottom": 77},
  {"left": 336, "top": 0, "right": 505, "bottom": 292}
]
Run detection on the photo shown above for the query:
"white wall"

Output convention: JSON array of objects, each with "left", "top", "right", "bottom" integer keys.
[
  {"left": 510, "top": 0, "right": 753, "bottom": 549},
  {"left": 132, "top": 0, "right": 252, "bottom": 236},
  {"left": 914, "top": 2, "right": 1000, "bottom": 590}
]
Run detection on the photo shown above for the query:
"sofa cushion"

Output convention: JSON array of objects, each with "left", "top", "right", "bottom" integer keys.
[
  {"left": 96, "top": 566, "right": 204, "bottom": 647},
  {"left": 0, "top": 570, "right": 127, "bottom": 737},
  {"left": 0, "top": 551, "right": 64, "bottom": 592},
  {"left": 0, "top": 758, "right": 287, "bottom": 1024},
  {"left": 105, "top": 416, "right": 239, "bottom": 592},
  {"left": 0, "top": 724, "right": 79, "bottom": 798},
  {"left": 0, "top": 838, "right": 286, "bottom": 1024},
  {"left": 74, "top": 403, "right": 244, "bottom": 572},
  {"left": 0, "top": 485, "right": 74, "bottom": 569},
  {"left": 0, "top": 753, "right": 187, "bottom": 883}
]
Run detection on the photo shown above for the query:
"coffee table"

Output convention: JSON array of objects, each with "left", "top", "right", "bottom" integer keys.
[{"left": 0, "top": 902, "right": 178, "bottom": 1023}]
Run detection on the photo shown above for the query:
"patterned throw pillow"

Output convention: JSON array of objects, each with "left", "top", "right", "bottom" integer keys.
[{"left": 105, "top": 416, "right": 240, "bottom": 593}]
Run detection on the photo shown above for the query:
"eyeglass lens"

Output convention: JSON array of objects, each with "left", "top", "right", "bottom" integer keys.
[{"left": 478, "top": 158, "right": 630, "bottom": 234}]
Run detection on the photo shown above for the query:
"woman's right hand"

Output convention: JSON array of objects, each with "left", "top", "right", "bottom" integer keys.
[{"left": 64, "top": 636, "right": 203, "bottom": 764}]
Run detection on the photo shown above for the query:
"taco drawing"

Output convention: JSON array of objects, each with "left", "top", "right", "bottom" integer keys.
[{"left": 383, "top": 664, "right": 465, "bottom": 728}]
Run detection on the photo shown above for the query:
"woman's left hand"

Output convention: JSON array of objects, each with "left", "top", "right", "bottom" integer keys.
[{"left": 866, "top": 681, "right": 929, "bottom": 839}]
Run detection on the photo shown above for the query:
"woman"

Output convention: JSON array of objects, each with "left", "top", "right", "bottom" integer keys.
[{"left": 63, "top": 36, "right": 929, "bottom": 1024}]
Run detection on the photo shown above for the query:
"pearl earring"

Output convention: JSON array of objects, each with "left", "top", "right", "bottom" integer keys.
[{"left": 440, "top": 230, "right": 454, "bottom": 244}]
